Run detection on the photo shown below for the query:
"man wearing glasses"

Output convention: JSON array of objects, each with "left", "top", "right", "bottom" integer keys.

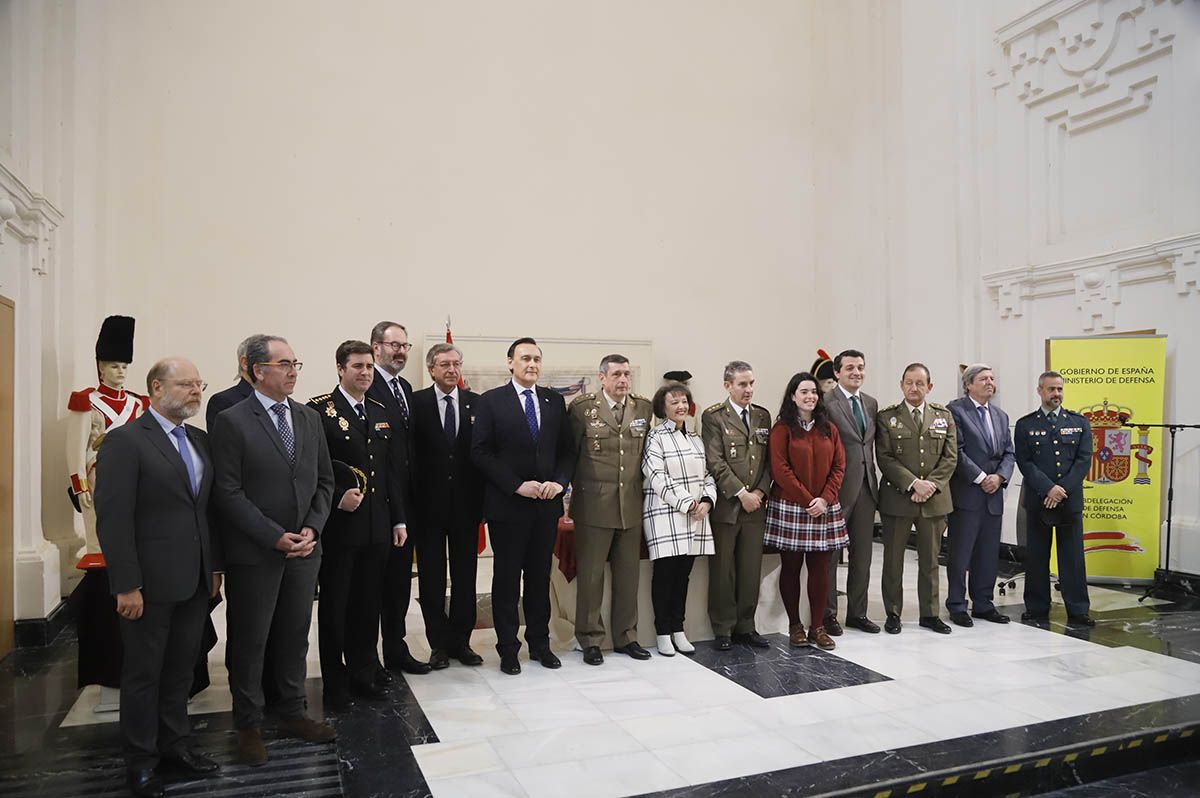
[
  {"left": 366, "top": 321, "right": 431, "bottom": 675},
  {"left": 211, "top": 335, "right": 336, "bottom": 765}
]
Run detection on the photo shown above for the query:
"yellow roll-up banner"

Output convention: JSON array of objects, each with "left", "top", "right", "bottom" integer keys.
[{"left": 1048, "top": 335, "right": 1166, "bottom": 582}]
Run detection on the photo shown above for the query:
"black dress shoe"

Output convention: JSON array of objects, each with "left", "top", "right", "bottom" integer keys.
[
  {"left": 733, "top": 631, "right": 770, "bottom": 648},
  {"left": 823, "top": 616, "right": 844, "bottom": 637},
  {"left": 972, "top": 608, "right": 1011, "bottom": 624},
  {"left": 919, "top": 616, "right": 952, "bottom": 634},
  {"left": 455, "top": 645, "right": 484, "bottom": 666},
  {"left": 374, "top": 667, "right": 394, "bottom": 686},
  {"left": 582, "top": 646, "right": 604, "bottom": 666},
  {"left": 846, "top": 616, "right": 880, "bottom": 634},
  {"left": 350, "top": 679, "right": 388, "bottom": 700},
  {"left": 428, "top": 649, "right": 451, "bottom": 670},
  {"left": 531, "top": 648, "right": 562, "bottom": 669},
  {"left": 884, "top": 614, "right": 902, "bottom": 634},
  {"left": 127, "top": 767, "right": 164, "bottom": 798},
  {"left": 500, "top": 653, "right": 522, "bottom": 675},
  {"left": 1067, "top": 614, "right": 1096, "bottom": 627},
  {"left": 715, "top": 635, "right": 732, "bottom": 651},
  {"left": 387, "top": 652, "right": 432, "bottom": 675},
  {"left": 614, "top": 642, "right": 652, "bottom": 660},
  {"left": 949, "top": 611, "right": 974, "bottom": 627},
  {"left": 162, "top": 747, "right": 219, "bottom": 775},
  {"left": 1020, "top": 611, "right": 1049, "bottom": 622}
]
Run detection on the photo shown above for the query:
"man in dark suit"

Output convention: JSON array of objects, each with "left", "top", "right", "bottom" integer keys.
[
  {"left": 210, "top": 335, "right": 336, "bottom": 766},
  {"left": 95, "top": 358, "right": 221, "bottom": 798},
  {"left": 946, "top": 364, "right": 1016, "bottom": 627},
  {"left": 366, "top": 320, "right": 430, "bottom": 676},
  {"left": 471, "top": 337, "right": 575, "bottom": 675},
  {"left": 309, "top": 340, "right": 410, "bottom": 709},
  {"left": 1014, "top": 370, "right": 1094, "bottom": 627},
  {"left": 822, "top": 349, "right": 881, "bottom": 634},
  {"left": 410, "top": 343, "right": 486, "bottom": 669}
]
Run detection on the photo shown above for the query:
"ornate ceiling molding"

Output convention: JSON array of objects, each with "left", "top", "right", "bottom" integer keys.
[{"left": 0, "top": 160, "right": 63, "bottom": 277}]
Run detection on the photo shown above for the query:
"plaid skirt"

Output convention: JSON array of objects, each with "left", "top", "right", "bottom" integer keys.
[{"left": 764, "top": 496, "right": 848, "bottom": 552}]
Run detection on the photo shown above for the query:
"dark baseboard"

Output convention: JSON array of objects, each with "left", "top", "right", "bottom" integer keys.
[{"left": 14, "top": 599, "right": 72, "bottom": 648}]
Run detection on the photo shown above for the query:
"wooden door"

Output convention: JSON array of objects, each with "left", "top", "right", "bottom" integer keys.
[{"left": 0, "top": 294, "right": 13, "bottom": 659}]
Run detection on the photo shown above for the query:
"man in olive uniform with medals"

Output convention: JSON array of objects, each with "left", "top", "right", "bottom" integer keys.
[
  {"left": 568, "top": 355, "right": 654, "bottom": 665},
  {"left": 308, "top": 340, "right": 410, "bottom": 710},
  {"left": 702, "top": 361, "right": 772, "bottom": 650},
  {"left": 1014, "top": 371, "right": 1094, "bottom": 627},
  {"left": 875, "top": 363, "right": 958, "bottom": 635}
]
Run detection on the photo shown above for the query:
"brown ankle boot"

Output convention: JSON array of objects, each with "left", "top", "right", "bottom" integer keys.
[
  {"left": 789, "top": 622, "right": 809, "bottom": 647},
  {"left": 278, "top": 715, "right": 337, "bottom": 743},
  {"left": 237, "top": 728, "right": 267, "bottom": 766},
  {"left": 808, "top": 626, "right": 836, "bottom": 651}
]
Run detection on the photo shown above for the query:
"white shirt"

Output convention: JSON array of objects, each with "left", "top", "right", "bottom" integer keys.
[
  {"left": 338, "top": 385, "right": 368, "bottom": 419},
  {"left": 435, "top": 385, "right": 460, "bottom": 436},
  {"left": 512, "top": 379, "right": 541, "bottom": 426},
  {"left": 837, "top": 384, "right": 861, "bottom": 401},
  {"left": 375, "top": 364, "right": 410, "bottom": 416},
  {"left": 727, "top": 398, "right": 750, "bottom": 423},
  {"left": 903, "top": 401, "right": 927, "bottom": 424},
  {"left": 602, "top": 390, "right": 625, "bottom": 414},
  {"left": 147, "top": 405, "right": 205, "bottom": 488},
  {"left": 969, "top": 397, "right": 996, "bottom": 485},
  {"left": 255, "top": 390, "right": 293, "bottom": 436}
]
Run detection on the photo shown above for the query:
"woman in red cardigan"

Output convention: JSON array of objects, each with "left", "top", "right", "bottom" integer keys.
[{"left": 765, "top": 371, "right": 848, "bottom": 650}]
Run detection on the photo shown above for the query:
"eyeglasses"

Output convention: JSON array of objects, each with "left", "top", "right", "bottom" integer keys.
[
  {"left": 378, "top": 342, "right": 411, "bottom": 353},
  {"left": 167, "top": 380, "right": 208, "bottom": 391},
  {"left": 260, "top": 360, "right": 304, "bottom": 372}
]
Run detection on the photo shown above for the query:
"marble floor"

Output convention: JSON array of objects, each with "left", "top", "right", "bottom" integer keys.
[{"left": 3, "top": 543, "right": 1200, "bottom": 797}]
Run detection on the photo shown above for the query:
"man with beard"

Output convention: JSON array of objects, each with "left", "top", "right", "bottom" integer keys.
[
  {"left": 95, "top": 358, "right": 222, "bottom": 797},
  {"left": 366, "top": 320, "right": 430, "bottom": 676}
]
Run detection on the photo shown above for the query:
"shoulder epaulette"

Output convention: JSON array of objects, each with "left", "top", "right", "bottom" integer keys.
[
  {"left": 929, "top": 402, "right": 948, "bottom": 411},
  {"left": 367, "top": 397, "right": 385, "bottom": 408},
  {"left": 309, "top": 393, "right": 332, "bottom": 404},
  {"left": 703, "top": 402, "right": 724, "bottom": 416},
  {"left": 881, "top": 402, "right": 901, "bottom": 412},
  {"left": 751, "top": 403, "right": 769, "bottom": 413},
  {"left": 631, "top": 393, "right": 650, "bottom": 404},
  {"left": 570, "top": 392, "right": 595, "bottom": 406},
  {"left": 67, "top": 387, "right": 96, "bottom": 412}
]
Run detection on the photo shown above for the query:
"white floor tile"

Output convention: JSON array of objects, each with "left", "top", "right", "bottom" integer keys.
[
  {"left": 421, "top": 694, "right": 529, "bottom": 742},
  {"left": 513, "top": 750, "right": 687, "bottom": 798},
  {"left": 780, "top": 710, "right": 935, "bottom": 760},
  {"left": 427, "top": 769, "right": 528, "bottom": 798},
  {"left": 619, "top": 705, "right": 766, "bottom": 749},
  {"left": 651, "top": 731, "right": 817, "bottom": 785},
  {"left": 412, "top": 739, "right": 506, "bottom": 780},
  {"left": 889, "top": 697, "right": 1044, "bottom": 739},
  {"left": 489, "top": 721, "right": 646, "bottom": 771}
]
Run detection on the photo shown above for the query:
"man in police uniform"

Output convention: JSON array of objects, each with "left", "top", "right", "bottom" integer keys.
[
  {"left": 308, "top": 340, "right": 410, "bottom": 710},
  {"left": 702, "top": 361, "right": 772, "bottom": 651},
  {"left": 1013, "top": 370, "right": 1093, "bottom": 627},
  {"left": 568, "top": 355, "right": 654, "bottom": 665},
  {"left": 875, "top": 363, "right": 957, "bottom": 635}
]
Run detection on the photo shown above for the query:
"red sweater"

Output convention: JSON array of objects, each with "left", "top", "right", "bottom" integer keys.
[{"left": 769, "top": 420, "right": 846, "bottom": 506}]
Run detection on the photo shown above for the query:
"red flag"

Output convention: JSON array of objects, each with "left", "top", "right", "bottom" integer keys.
[{"left": 448, "top": 316, "right": 487, "bottom": 554}]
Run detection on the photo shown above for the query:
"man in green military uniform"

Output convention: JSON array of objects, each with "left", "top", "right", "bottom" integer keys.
[
  {"left": 568, "top": 355, "right": 654, "bottom": 665},
  {"left": 875, "top": 363, "right": 958, "bottom": 635},
  {"left": 702, "top": 361, "right": 772, "bottom": 651}
]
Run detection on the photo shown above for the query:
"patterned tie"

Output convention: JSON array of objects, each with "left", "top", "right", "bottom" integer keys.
[
  {"left": 444, "top": 395, "right": 456, "bottom": 444},
  {"left": 522, "top": 389, "right": 539, "bottom": 442},
  {"left": 912, "top": 406, "right": 923, "bottom": 431},
  {"left": 850, "top": 395, "right": 866, "bottom": 437},
  {"left": 170, "top": 426, "right": 199, "bottom": 496},
  {"left": 390, "top": 377, "right": 410, "bottom": 428},
  {"left": 741, "top": 408, "right": 750, "bottom": 434},
  {"left": 271, "top": 402, "right": 296, "bottom": 462},
  {"left": 977, "top": 405, "right": 994, "bottom": 455}
]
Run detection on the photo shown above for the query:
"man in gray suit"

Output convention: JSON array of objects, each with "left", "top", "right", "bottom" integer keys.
[
  {"left": 211, "top": 335, "right": 336, "bottom": 766},
  {"left": 822, "top": 349, "right": 881, "bottom": 635},
  {"left": 96, "top": 358, "right": 222, "bottom": 798},
  {"left": 946, "top": 364, "right": 1015, "bottom": 627}
]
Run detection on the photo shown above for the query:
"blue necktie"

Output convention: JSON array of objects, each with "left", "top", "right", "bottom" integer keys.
[
  {"left": 170, "top": 426, "right": 199, "bottom": 496},
  {"left": 522, "top": 389, "right": 539, "bottom": 442},
  {"left": 444, "top": 395, "right": 456, "bottom": 444},
  {"left": 976, "top": 405, "right": 994, "bottom": 455},
  {"left": 271, "top": 402, "right": 296, "bottom": 461}
]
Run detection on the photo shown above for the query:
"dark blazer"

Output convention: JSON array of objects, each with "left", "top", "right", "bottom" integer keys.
[
  {"left": 95, "top": 410, "right": 221, "bottom": 601},
  {"left": 210, "top": 394, "right": 335, "bottom": 565},
  {"left": 308, "top": 388, "right": 406, "bottom": 548},
  {"left": 410, "top": 386, "right": 485, "bottom": 529},
  {"left": 823, "top": 387, "right": 880, "bottom": 513},
  {"left": 948, "top": 396, "right": 1015, "bottom": 515},
  {"left": 1014, "top": 409, "right": 1092, "bottom": 513},
  {"left": 205, "top": 378, "right": 253, "bottom": 430},
  {"left": 367, "top": 369, "right": 415, "bottom": 500},
  {"left": 471, "top": 383, "right": 575, "bottom": 523}
]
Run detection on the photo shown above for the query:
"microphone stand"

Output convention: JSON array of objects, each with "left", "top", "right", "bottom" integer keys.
[{"left": 1131, "top": 421, "right": 1200, "bottom": 602}]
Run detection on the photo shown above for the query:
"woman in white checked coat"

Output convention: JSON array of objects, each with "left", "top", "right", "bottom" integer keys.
[{"left": 642, "top": 383, "right": 717, "bottom": 657}]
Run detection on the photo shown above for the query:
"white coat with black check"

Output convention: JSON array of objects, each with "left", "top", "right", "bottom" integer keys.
[{"left": 642, "top": 419, "right": 718, "bottom": 560}]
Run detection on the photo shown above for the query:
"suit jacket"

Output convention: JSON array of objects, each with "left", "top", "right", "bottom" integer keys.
[
  {"left": 823, "top": 387, "right": 879, "bottom": 513},
  {"left": 1014, "top": 408, "right": 1092, "bottom": 513},
  {"left": 367, "top": 369, "right": 415, "bottom": 507},
  {"left": 210, "top": 394, "right": 334, "bottom": 565},
  {"left": 875, "top": 401, "right": 957, "bottom": 518},
  {"left": 205, "top": 378, "right": 253, "bottom": 430},
  {"left": 947, "top": 396, "right": 1015, "bottom": 515},
  {"left": 308, "top": 388, "right": 406, "bottom": 548},
  {"left": 410, "top": 386, "right": 485, "bottom": 530},
  {"left": 95, "top": 410, "right": 221, "bottom": 601},
  {"left": 470, "top": 383, "right": 575, "bottom": 523},
  {"left": 700, "top": 401, "right": 773, "bottom": 525}
]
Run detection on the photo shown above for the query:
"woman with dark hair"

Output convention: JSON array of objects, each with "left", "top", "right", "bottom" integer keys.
[
  {"left": 642, "top": 382, "right": 717, "bottom": 656},
  {"left": 765, "top": 372, "right": 848, "bottom": 650}
]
